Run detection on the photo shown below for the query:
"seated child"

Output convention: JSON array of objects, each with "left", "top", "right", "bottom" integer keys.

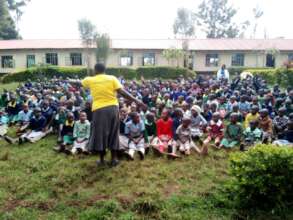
[
  {"left": 16, "top": 104, "right": 32, "bottom": 135},
  {"left": 240, "top": 120, "right": 262, "bottom": 151},
  {"left": 19, "top": 107, "right": 47, "bottom": 144},
  {"left": 219, "top": 113, "right": 242, "bottom": 149},
  {"left": 54, "top": 112, "right": 75, "bottom": 153},
  {"left": 6, "top": 95, "right": 20, "bottom": 124},
  {"left": 273, "top": 107, "right": 289, "bottom": 138},
  {"left": 71, "top": 112, "right": 91, "bottom": 154},
  {"left": 190, "top": 105, "right": 207, "bottom": 140},
  {"left": 151, "top": 109, "right": 178, "bottom": 158},
  {"left": 272, "top": 121, "right": 293, "bottom": 146},
  {"left": 0, "top": 110, "right": 9, "bottom": 140},
  {"left": 125, "top": 112, "right": 146, "bottom": 160},
  {"left": 258, "top": 109, "right": 273, "bottom": 143},
  {"left": 203, "top": 112, "right": 224, "bottom": 149},
  {"left": 244, "top": 105, "right": 259, "bottom": 128},
  {"left": 144, "top": 112, "right": 156, "bottom": 150}
]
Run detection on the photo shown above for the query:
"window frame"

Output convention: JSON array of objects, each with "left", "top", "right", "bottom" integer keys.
[
  {"left": 1, "top": 55, "right": 14, "bottom": 69},
  {"left": 142, "top": 52, "right": 156, "bottom": 66},
  {"left": 288, "top": 53, "right": 293, "bottom": 62},
  {"left": 205, "top": 53, "right": 219, "bottom": 67},
  {"left": 120, "top": 52, "right": 133, "bottom": 66},
  {"left": 26, "top": 54, "right": 36, "bottom": 68},
  {"left": 70, "top": 53, "right": 83, "bottom": 66},
  {"left": 231, "top": 53, "right": 245, "bottom": 67},
  {"left": 45, "top": 53, "right": 58, "bottom": 65}
]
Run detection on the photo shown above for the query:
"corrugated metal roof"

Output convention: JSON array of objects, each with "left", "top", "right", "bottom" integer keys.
[{"left": 0, "top": 39, "right": 293, "bottom": 51}]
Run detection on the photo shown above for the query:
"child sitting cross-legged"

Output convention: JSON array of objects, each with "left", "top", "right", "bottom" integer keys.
[
  {"left": 151, "top": 109, "right": 179, "bottom": 158},
  {"left": 124, "top": 112, "right": 146, "bottom": 160},
  {"left": 71, "top": 112, "right": 91, "bottom": 155},
  {"left": 258, "top": 109, "right": 273, "bottom": 143},
  {"left": 240, "top": 120, "right": 262, "bottom": 151},
  {"left": 219, "top": 113, "right": 242, "bottom": 149},
  {"left": 19, "top": 107, "right": 47, "bottom": 144},
  {"left": 176, "top": 116, "right": 193, "bottom": 155}
]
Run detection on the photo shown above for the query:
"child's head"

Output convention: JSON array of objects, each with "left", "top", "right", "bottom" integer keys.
[
  {"left": 232, "top": 104, "right": 239, "bottom": 112},
  {"left": 182, "top": 116, "right": 191, "bottom": 128},
  {"left": 131, "top": 112, "right": 140, "bottom": 124},
  {"left": 161, "top": 109, "right": 170, "bottom": 121},
  {"left": 173, "top": 108, "right": 183, "bottom": 118},
  {"left": 146, "top": 113, "right": 155, "bottom": 123},
  {"left": 67, "top": 112, "right": 74, "bottom": 122},
  {"left": 278, "top": 107, "right": 286, "bottom": 117},
  {"left": 34, "top": 107, "right": 42, "bottom": 118},
  {"left": 259, "top": 109, "right": 269, "bottom": 118},
  {"left": 22, "top": 104, "right": 29, "bottom": 112},
  {"left": 191, "top": 105, "right": 201, "bottom": 117},
  {"left": 251, "top": 105, "right": 259, "bottom": 115},
  {"left": 79, "top": 111, "right": 87, "bottom": 122},
  {"left": 212, "top": 112, "right": 220, "bottom": 122},
  {"left": 230, "top": 113, "right": 238, "bottom": 124}
]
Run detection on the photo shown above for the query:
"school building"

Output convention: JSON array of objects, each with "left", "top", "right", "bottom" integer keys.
[{"left": 0, "top": 38, "right": 293, "bottom": 74}]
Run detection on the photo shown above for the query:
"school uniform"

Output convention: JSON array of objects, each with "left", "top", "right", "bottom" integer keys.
[
  {"left": 21, "top": 116, "right": 47, "bottom": 143},
  {"left": 71, "top": 120, "right": 91, "bottom": 154},
  {"left": 125, "top": 120, "right": 145, "bottom": 158}
]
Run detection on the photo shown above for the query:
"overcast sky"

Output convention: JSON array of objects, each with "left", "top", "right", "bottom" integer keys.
[{"left": 18, "top": 0, "right": 293, "bottom": 39}]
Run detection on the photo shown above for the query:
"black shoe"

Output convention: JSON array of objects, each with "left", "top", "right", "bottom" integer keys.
[
  {"left": 124, "top": 152, "right": 134, "bottom": 161},
  {"left": 76, "top": 148, "right": 83, "bottom": 154},
  {"left": 96, "top": 160, "right": 106, "bottom": 167},
  {"left": 18, "top": 137, "right": 23, "bottom": 145},
  {"left": 138, "top": 151, "right": 145, "bottom": 160},
  {"left": 110, "top": 159, "right": 120, "bottom": 167}
]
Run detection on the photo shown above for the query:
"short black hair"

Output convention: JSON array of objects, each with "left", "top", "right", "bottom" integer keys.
[{"left": 95, "top": 63, "right": 106, "bottom": 73}]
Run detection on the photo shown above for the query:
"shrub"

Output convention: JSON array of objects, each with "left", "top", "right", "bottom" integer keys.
[
  {"left": 228, "top": 145, "right": 293, "bottom": 210},
  {"left": 246, "top": 68, "right": 293, "bottom": 87},
  {"left": 136, "top": 66, "right": 196, "bottom": 79},
  {"left": 2, "top": 66, "right": 87, "bottom": 83},
  {"left": 227, "top": 67, "right": 273, "bottom": 76},
  {"left": 106, "top": 67, "right": 137, "bottom": 79}
]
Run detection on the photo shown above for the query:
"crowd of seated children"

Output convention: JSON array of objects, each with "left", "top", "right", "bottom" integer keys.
[{"left": 0, "top": 73, "right": 292, "bottom": 161}]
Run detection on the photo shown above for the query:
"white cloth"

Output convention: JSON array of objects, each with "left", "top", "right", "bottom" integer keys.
[
  {"left": 71, "top": 138, "right": 89, "bottom": 154},
  {"left": 217, "top": 69, "right": 230, "bottom": 81},
  {"left": 0, "top": 125, "right": 8, "bottom": 136},
  {"left": 22, "top": 131, "right": 46, "bottom": 143},
  {"left": 128, "top": 138, "right": 145, "bottom": 157}
]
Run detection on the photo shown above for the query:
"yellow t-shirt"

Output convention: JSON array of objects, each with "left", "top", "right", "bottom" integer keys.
[
  {"left": 244, "top": 113, "right": 259, "bottom": 128},
  {"left": 82, "top": 74, "right": 123, "bottom": 111}
]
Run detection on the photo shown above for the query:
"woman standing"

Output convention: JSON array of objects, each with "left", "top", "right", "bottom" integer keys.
[{"left": 81, "top": 63, "right": 145, "bottom": 167}]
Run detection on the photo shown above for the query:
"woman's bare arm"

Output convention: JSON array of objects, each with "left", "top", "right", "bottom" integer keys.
[{"left": 117, "top": 88, "right": 146, "bottom": 108}]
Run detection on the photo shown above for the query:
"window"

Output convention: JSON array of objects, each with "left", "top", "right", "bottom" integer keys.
[
  {"left": 143, "top": 53, "right": 155, "bottom": 66},
  {"left": 70, "top": 53, "right": 82, "bottom": 66},
  {"left": 266, "top": 54, "right": 275, "bottom": 67},
  {"left": 231, "top": 53, "right": 245, "bottom": 66},
  {"left": 46, "top": 53, "right": 58, "bottom": 65},
  {"left": 120, "top": 52, "right": 133, "bottom": 66},
  {"left": 1, "top": 56, "right": 14, "bottom": 68},
  {"left": 205, "top": 54, "right": 219, "bottom": 67},
  {"left": 27, "top": 55, "right": 35, "bottom": 68},
  {"left": 289, "top": 53, "right": 293, "bottom": 62}
]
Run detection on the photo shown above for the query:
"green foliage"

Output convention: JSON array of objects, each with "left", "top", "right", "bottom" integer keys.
[
  {"left": 2, "top": 66, "right": 87, "bottom": 83},
  {"left": 105, "top": 67, "right": 137, "bottom": 80},
  {"left": 96, "top": 33, "right": 111, "bottom": 64},
  {"left": 78, "top": 18, "right": 97, "bottom": 46},
  {"left": 228, "top": 145, "right": 293, "bottom": 210},
  {"left": 247, "top": 68, "right": 293, "bottom": 87},
  {"left": 162, "top": 48, "right": 185, "bottom": 67},
  {"left": 136, "top": 66, "right": 196, "bottom": 79},
  {"left": 2, "top": 66, "right": 196, "bottom": 83},
  {"left": 227, "top": 67, "right": 273, "bottom": 76},
  {"left": 0, "top": 0, "right": 19, "bottom": 39},
  {"left": 195, "top": 0, "right": 250, "bottom": 38}
]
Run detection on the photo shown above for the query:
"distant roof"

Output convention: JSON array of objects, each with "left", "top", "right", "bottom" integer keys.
[{"left": 1, "top": 39, "right": 293, "bottom": 51}]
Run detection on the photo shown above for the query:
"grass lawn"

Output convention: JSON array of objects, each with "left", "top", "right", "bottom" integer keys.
[{"left": 0, "top": 83, "right": 291, "bottom": 220}]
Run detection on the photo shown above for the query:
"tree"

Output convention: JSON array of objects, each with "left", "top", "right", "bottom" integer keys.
[
  {"left": 7, "top": 0, "right": 30, "bottom": 26},
  {"left": 195, "top": 0, "right": 249, "bottom": 38},
  {"left": 173, "top": 8, "right": 195, "bottom": 38},
  {"left": 96, "top": 33, "right": 111, "bottom": 64},
  {"left": 162, "top": 48, "right": 185, "bottom": 67},
  {"left": 0, "top": 0, "right": 19, "bottom": 39},
  {"left": 251, "top": 6, "right": 264, "bottom": 38},
  {"left": 78, "top": 18, "right": 97, "bottom": 75}
]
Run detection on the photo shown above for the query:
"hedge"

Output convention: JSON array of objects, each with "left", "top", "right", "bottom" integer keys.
[
  {"left": 227, "top": 67, "right": 274, "bottom": 76},
  {"left": 228, "top": 145, "right": 293, "bottom": 210},
  {"left": 246, "top": 68, "right": 293, "bottom": 87},
  {"left": 136, "top": 66, "right": 195, "bottom": 79},
  {"left": 2, "top": 66, "right": 87, "bottom": 83},
  {"left": 2, "top": 66, "right": 196, "bottom": 83}
]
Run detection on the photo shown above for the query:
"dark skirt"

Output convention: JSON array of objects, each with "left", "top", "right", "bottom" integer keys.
[{"left": 88, "top": 105, "right": 120, "bottom": 152}]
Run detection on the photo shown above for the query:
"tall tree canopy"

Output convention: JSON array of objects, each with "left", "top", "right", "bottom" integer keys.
[
  {"left": 0, "top": 0, "right": 19, "bottom": 39},
  {"left": 195, "top": 0, "right": 249, "bottom": 38},
  {"left": 173, "top": 8, "right": 195, "bottom": 38},
  {"left": 0, "top": 0, "right": 29, "bottom": 39}
]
